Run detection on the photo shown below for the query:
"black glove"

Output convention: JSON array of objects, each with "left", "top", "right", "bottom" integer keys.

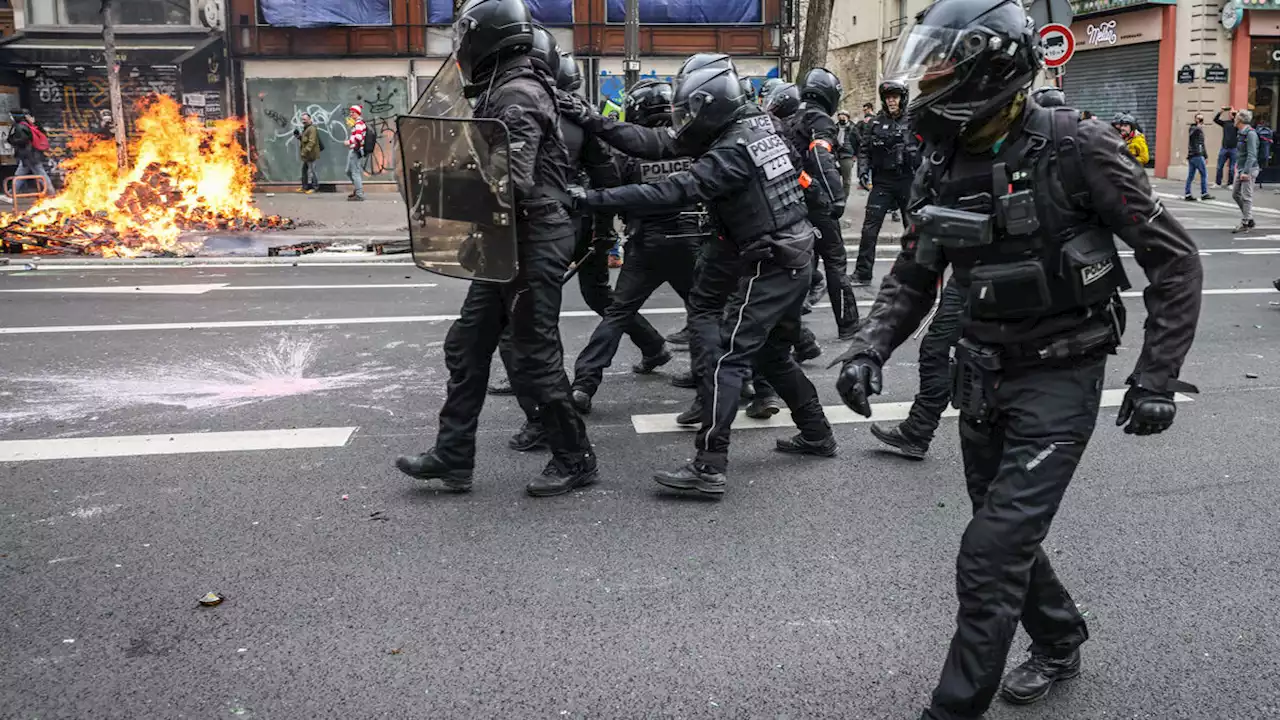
[
  {"left": 1115, "top": 386, "right": 1177, "bottom": 435},
  {"left": 557, "top": 94, "right": 600, "bottom": 130},
  {"left": 836, "top": 353, "right": 883, "bottom": 418},
  {"left": 741, "top": 238, "right": 774, "bottom": 262},
  {"left": 831, "top": 202, "right": 846, "bottom": 219}
]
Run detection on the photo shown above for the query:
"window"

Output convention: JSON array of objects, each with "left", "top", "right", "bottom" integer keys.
[
  {"left": 605, "top": 0, "right": 760, "bottom": 24},
  {"left": 26, "top": 0, "right": 193, "bottom": 25}
]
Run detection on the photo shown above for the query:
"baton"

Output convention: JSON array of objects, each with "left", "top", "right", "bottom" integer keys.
[
  {"left": 911, "top": 274, "right": 947, "bottom": 340},
  {"left": 561, "top": 246, "right": 596, "bottom": 285}
]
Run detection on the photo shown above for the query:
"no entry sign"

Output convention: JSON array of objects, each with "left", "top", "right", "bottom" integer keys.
[{"left": 1040, "top": 23, "right": 1075, "bottom": 68}]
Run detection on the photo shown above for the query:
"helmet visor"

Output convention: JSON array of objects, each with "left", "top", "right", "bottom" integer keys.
[{"left": 884, "top": 23, "right": 992, "bottom": 111}]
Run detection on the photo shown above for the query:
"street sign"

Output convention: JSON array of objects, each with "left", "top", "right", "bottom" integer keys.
[
  {"left": 1177, "top": 65, "right": 1196, "bottom": 84},
  {"left": 1040, "top": 23, "right": 1075, "bottom": 68},
  {"left": 1206, "top": 63, "right": 1229, "bottom": 84}
]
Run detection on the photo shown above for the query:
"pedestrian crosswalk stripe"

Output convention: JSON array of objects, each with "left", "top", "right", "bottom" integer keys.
[
  {"left": 0, "top": 427, "right": 357, "bottom": 462},
  {"left": 630, "top": 389, "right": 1195, "bottom": 434}
]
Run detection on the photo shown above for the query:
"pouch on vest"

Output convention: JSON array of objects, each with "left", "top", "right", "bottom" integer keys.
[
  {"left": 967, "top": 259, "right": 1052, "bottom": 319},
  {"left": 1060, "top": 229, "right": 1130, "bottom": 307}
]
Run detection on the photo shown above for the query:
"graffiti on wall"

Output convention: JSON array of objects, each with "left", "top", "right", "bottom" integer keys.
[
  {"left": 596, "top": 67, "right": 780, "bottom": 105},
  {"left": 248, "top": 76, "right": 407, "bottom": 184}
]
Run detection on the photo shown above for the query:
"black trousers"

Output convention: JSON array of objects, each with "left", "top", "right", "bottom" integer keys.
[
  {"left": 925, "top": 355, "right": 1101, "bottom": 719},
  {"left": 902, "top": 277, "right": 965, "bottom": 443},
  {"left": 693, "top": 258, "right": 831, "bottom": 472},
  {"left": 573, "top": 237, "right": 698, "bottom": 396},
  {"left": 574, "top": 218, "right": 667, "bottom": 356},
  {"left": 434, "top": 235, "right": 592, "bottom": 468},
  {"left": 856, "top": 176, "right": 912, "bottom": 281},
  {"left": 811, "top": 210, "right": 858, "bottom": 331}
]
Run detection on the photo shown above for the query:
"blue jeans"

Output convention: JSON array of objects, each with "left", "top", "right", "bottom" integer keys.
[
  {"left": 1216, "top": 147, "right": 1237, "bottom": 186},
  {"left": 1185, "top": 156, "right": 1208, "bottom": 196},
  {"left": 345, "top": 150, "right": 364, "bottom": 198},
  {"left": 14, "top": 157, "right": 53, "bottom": 195}
]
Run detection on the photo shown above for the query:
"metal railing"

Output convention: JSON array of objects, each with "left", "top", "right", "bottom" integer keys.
[{"left": 882, "top": 16, "right": 907, "bottom": 41}]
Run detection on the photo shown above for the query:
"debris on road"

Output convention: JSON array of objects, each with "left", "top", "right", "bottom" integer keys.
[
  {"left": 1246, "top": 373, "right": 1260, "bottom": 379},
  {"left": 198, "top": 592, "right": 225, "bottom": 607},
  {"left": 369, "top": 510, "right": 388, "bottom": 522},
  {"left": 340, "top": 494, "right": 349, "bottom": 501}
]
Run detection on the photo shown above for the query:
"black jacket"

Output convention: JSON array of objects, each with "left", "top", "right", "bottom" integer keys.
[
  {"left": 857, "top": 109, "right": 918, "bottom": 182},
  {"left": 848, "top": 105, "right": 1203, "bottom": 394},
  {"left": 835, "top": 120, "right": 857, "bottom": 160},
  {"left": 1188, "top": 125, "right": 1207, "bottom": 159},
  {"left": 784, "top": 104, "right": 845, "bottom": 211},
  {"left": 1214, "top": 110, "right": 1239, "bottom": 150},
  {"left": 475, "top": 57, "right": 574, "bottom": 240}
]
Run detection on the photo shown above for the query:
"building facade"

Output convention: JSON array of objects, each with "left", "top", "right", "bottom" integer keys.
[
  {"left": 0, "top": 0, "right": 228, "bottom": 181},
  {"left": 229, "top": 0, "right": 797, "bottom": 187}
]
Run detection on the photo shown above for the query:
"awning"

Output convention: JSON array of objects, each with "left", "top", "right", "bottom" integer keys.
[{"left": 0, "top": 32, "right": 221, "bottom": 68}]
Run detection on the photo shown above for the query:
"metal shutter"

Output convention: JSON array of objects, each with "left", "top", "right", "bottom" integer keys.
[{"left": 1061, "top": 42, "right": 1160, "bottom": 167}]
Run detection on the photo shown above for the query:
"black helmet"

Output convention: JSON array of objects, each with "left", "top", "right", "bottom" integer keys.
[
  {"left": 528, "top": 24, "right": 560, "bottom": 79},
  {"left": 801, "top": 67, "right": 842, "bottom": 115},
  {"left": 673, "top": 64, "right": 746, "bottom": 147},
  {"left": 1030, "top": 85, "right": 1064, "bottom": 107},
  {"left": 878, "top": 80, "right": 908, "bottom": 111},
  {"left": 452, "top": 0, "right": 535, "bottom": 88},
  {"left": 883, "top": 0, "right": 1042, "bottom": 144},
  {"left": 739, "top": 77, "right": 755, "bottom": 100},
  {"left": 678, "top": 53, "right": 735, "bottom": 81},
  {"left": 1111, "top": 111, "right": 1126, "bottom": 127},
  {"left": 757, "top": 77, "right": 784, "bottom": 104},
  {"left": 765, "top": 82, "right": 801, "bottom": 118},
  {"left": 556, "top": 50, "right": 582, "bottom": 92},
  {"left": 625, "top": 80, "right": 675, "bottom": 127}
]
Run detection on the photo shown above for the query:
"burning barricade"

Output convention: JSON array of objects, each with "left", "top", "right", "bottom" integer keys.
[{"left": 0, "top": 95, "right": 293, "bottom": 258}]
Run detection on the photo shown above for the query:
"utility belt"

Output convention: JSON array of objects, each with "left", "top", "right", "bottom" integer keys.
[{"left": 950, "top": 304, "right": 1123, "bottom": 429}]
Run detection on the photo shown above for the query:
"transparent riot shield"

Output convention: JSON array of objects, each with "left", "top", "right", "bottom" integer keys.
[
  {"left": 395, "top": 115, "right": 518, "bottom": 282},
  {"left": 395, "top": 55, "right": 472, "bottom": 208}
]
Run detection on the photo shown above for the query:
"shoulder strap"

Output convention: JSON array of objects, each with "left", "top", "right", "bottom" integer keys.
[{"left": 1051, "top": 107, "right": 1090, "bottom": 208}]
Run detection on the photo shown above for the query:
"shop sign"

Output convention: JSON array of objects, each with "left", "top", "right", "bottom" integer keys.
[
  {"left": 1177, "top": 65, "right": 1195, "bottom": 84},
  {"left": 1070, "top": 6, "right": 1163, "bottom": 53},
  {"left": 1205, "top": 63, "right": 1229, "bottom": 84}
]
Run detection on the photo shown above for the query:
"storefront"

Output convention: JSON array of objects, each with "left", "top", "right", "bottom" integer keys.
[
  {"left": 1247, "top": 13, "right": 1280, "bottom": 147},
  {"left": 1062, "top": 6, "right": 1168, "bottom": 167}
]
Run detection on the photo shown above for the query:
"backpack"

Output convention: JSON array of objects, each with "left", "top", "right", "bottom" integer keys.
[
  {"left": 317, "top": 133, "right": 326, "bottom": 153},
  {"left": 29, "top": 123, "right": 50, "bottom": 152},
  {"left": 362, "top": 124, "right": 376, "bottom": 157}
]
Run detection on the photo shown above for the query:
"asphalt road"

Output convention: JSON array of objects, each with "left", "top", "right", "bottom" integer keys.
[{"left": 2, "top": 199, "right": 1279, "bottom": 719}]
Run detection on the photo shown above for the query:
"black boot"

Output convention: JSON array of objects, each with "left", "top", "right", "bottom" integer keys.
[
  {"left": 869, "top": 423, "right": 929, "bottom": 460},
  {"left": 774, "top": 433, "right": 838, "bottom": 457},
  {"left": 794, "top": 338, "right": 823, "bottom": 364},
  {"left": 1000, "top": 649, "right": 1081, "bottom": 705},
  {"left": 526, "top": 454, "right": 598, "bottom": 497},
  {"left": 665, "top": 326, "right": 691, "bottom": 347},
  {"left": 741, "top": 381, "right": 755, "bottom": 401},
  {"left": 633, "top": 348, "right": 673, "bottom": 374},
  {"left": 395, "top": 451, "right": 474, "bottom": 492},
  {"left": 571, "top": 388, "right": 593, "bottom": 414},
  {"left": 653, "top": 462, "right": 726, "bottom": 496},
  {"left": 807, "top": 276, "right": 826, "bottom": 306},
  {"left": 670, "top": 371, "right": 697, "bottom": 389},
  {"left": 745, "top": 394, "right": 783, "bottom": 419},
  {"left": 508, "top": 422, "right": 548, "bottom": 452},
  {"left": 675, "top": 398, "right": 703, "bottom": 426}
]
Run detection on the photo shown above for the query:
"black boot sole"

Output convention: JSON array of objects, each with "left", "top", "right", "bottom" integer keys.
[
  {"left": 745, "top": 402, "right": 782, "bottom": 419},
  {"left": 869, "top": 425, "right": 928, "bottom": 460},
  {"left": 774, "top": 439, "right": 838, "bottom": 457},
  {"left": 999, "top": 665, "right": 1081, "bottom": 705},
  {"left": 653, "top": 474, "right": 726, "bottom": 495},
  {"left": 526, "top": 469, "right": 598, "bottom": 497},
  {"left": 508, "top": 435, "right": 549, "bottom": 452},
  {"left": 395, "top": 457, "right": 474, "bottom": 492},
  {"left": 488, "top": 385, "right": 514, "bottom": 396},
  {"left": 670, "top": 375, "right": 697, "bottom": 389}
]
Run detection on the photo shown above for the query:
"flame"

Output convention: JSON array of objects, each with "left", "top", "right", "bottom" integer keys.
[{"left": 1, "top": 95, "right": 291, "bottom": 257}]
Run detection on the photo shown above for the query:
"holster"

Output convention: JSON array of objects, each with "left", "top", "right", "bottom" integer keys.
[{"left": 950, "top": 338, "right": 1003, "bottom": 436}]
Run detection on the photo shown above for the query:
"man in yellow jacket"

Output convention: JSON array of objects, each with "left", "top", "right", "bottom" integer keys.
[{"left": 1118, "top": 113, "right": 1149, "bottom": 166}]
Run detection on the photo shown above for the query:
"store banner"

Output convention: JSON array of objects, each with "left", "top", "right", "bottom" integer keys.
[{"left": 1070, "top": 6, "right": 1163, "bottom": 53}]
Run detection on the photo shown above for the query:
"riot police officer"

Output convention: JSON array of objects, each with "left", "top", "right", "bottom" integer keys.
[
  {"left": 789, "top": 68, "right": 858, "bottom": 339},
  {"left": 834, "top": 0, "right": 1203, "bottom": 715},
  {"left": 569, "top": 79, "right": 706, "bottom": 410},
  {"left": 574, "top": 61, "right": 838, "bottom": 495},
  {"left": 494, "top": 29, "right": 670, "bottom": 452},
  {"left": 394, "top": 0, "right": 598, "bottom": 498},
  {"left": 854, "top": 79, "right": 918, "bottom": 286}
]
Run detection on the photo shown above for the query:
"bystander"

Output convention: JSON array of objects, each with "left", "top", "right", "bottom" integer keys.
[
  {"left": 1232, "top": 109, "right": 1259, "bottom": 233},
  {"left": 1185, "top": 114, "right": 1211, "bottom": 201},
  {"left": 1214, "top": 106, "right": 1239, "bottom": 187}
]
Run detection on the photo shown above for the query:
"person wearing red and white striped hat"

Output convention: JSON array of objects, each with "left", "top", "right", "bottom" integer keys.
[{"left": 344, "top": 105, "right": 366, "bottom": 201}]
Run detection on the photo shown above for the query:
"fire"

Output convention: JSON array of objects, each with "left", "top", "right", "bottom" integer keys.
[{"left": 1, "top": 95, "right": 292, "bottom": 257}]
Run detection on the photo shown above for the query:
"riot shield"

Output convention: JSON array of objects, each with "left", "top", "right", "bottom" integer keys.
[
  {"left": 395, "top": 55, "right": 472, "bottom": 202},
  {"left": 396, "top": 114, "right": 518, "bottom": 282}
]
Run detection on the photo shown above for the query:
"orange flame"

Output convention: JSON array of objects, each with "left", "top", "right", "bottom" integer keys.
[{"left": 1, "top": 95, "right": 290, "bottom": 257}]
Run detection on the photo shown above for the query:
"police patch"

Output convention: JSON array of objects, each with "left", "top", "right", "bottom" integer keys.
[
  {"left": 746, "top": 134, "right": 794, "bottom": 180},
  {"left": 639, "top": 157, "right": 693, "bottom": 184},
  {"left": 1080, "top": 259, "right": 1113, "bottom": 286},
  {"left": 743, "top": 115, "right": 773, "bottom": 132}
]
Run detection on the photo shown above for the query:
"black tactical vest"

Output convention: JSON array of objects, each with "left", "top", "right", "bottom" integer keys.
[
  {"left": 867, "top": 110, "right": 916, "bottom": 179},
  {"left": 916, "top": 105, "right": 1130, "bottom": 343},
  {"left": 708, "top": 112, "right": 808, "bottom": 247},
  {"left": 629, "top": 156, "right": 708, "bottom": 241}
]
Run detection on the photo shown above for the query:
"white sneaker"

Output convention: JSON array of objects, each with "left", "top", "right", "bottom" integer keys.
[{"left": 0, "top": 194, "right": 12, "bottom": 204}]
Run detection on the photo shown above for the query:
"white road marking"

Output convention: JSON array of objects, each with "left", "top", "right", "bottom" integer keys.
[
  {"left": 1156, "top": 192, "right": 1280, "bottom": 216},
  {"left": 0, "top": 283, "right": 437, "bottom": 294},
  {"left": 0, "top": 427, "right": 357, "bottom": 462},
  {"left": 0, "top": 288, "right": 1273, "bottom": 335},
  {"left": 0, "top": 283, "right": 229, "bottom": 295},
  {"left": 631, "top": 390, "right": 1195, "bottom": 434}
]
